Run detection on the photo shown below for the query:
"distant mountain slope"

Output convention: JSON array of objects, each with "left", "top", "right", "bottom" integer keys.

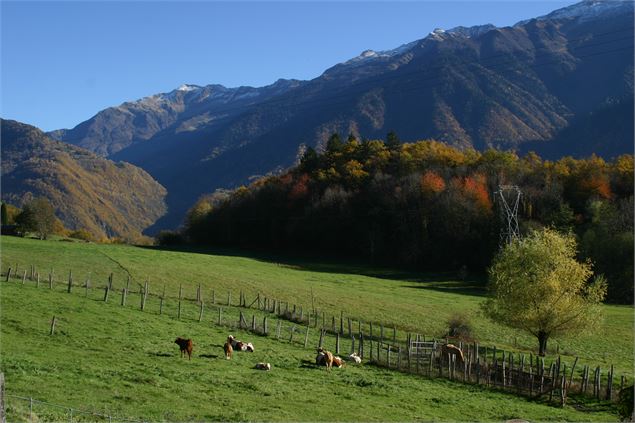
[
  {"left": 1, "top": 119, "right": 167, "bottom": 240},
  {"left": 48, "top": 79, "right": 304, "bottom": 157},
  {"left": 50, "top": 0, "right": 634, "bottom": 231}
]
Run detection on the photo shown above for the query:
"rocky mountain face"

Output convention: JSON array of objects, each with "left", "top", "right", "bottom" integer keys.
[
  {"left": 47, "top": 0, "right": 635, "bottom": 232},
  {"left": 1, "top": 119, "right": 167, "bottom": 241}
]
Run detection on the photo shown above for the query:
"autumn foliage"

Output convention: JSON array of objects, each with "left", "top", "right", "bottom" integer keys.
[{"left": 184, "top": 134, "right": 633, "bottom": 303}]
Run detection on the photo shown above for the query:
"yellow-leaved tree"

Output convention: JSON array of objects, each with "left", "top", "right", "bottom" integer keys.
[{"left": 483, "top": 228, "right": 607, "bottom": 356}]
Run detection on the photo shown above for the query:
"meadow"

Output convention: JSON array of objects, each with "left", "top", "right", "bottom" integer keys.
[{"left": 0, "top": 236, "right": 631, "bottom": 421}]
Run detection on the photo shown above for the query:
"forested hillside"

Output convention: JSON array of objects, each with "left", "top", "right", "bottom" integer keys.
[
  {"left": 1, "top": 119, "right": 167, "bottom": 241},
  {"left": 183, "top": 135, "right": 634, "bottom": 303}
]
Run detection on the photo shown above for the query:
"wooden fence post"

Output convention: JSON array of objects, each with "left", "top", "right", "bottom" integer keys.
[
  {"left": 318, "top": 329, "right": 324, "bottom": 349},
  {"left": 335, "top": 332, "right": 340, "bottom": 354},
  {"left": 49, "top": 271, "right": 53, "bottom": 289},
  {"left": 4, "top": 268, "right": 10, "bottom": 282},
  {"left": 303, "top": 326, "right": 310, "bottom": 348},
  {"left": 36, "top": 273, "right": 40, "bottom": 288},
  {"left": 140, "top": 282, "right": 147, "bottom": 311},
  {"left": 276, "top": 320, "right": 282, "bottom": 339},
  {"left": 178, "top": 284, "right": 183, "bottom": 320},
  {"left": 252, "top": 315, "right": 256, "bottom": 331},
  {"left": 50, "top": 316, "right": 57, "bottom": 335},
  {"left": 347, "top": 318, "right": 352, "bottom": 337},
  {"left": 339, "top": 311, "right": 343, "bottom": 334},
  {"left": 0, "top": 372, "right": 5, "bottom": 423},
  {"left": 199, "top": 301, "right": 204, "bottom": 322},
  {"left": 568, "top": 357, "right": 578, "bottom": 390},
  {"left": 159, "top": 284, "right": 166, "bottom": 315},
  {"left": 121, "top": 288, "right": 127, "bottom": 306},
  {"left": 360, "top": 333, "right": 364, "bottom": 359},
  {"left": 103, "top": 285, "right": 110, "bottom": 302},
  {"left": 21, "top": 269, "right": 27, "bottom": 284},
  {"left": 607, "top": 365, "right": 614, "bottom": 400},
  {"left": 263, "top": 316, "right": 268, "bottom": 335},
  {"left": 67, "top": 270, "right": 72, "bottom": 293}
]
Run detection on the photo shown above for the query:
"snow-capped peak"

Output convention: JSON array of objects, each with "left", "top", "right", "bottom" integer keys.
[
  {"left": 515, "top": 0, "right": 633, "bottom": 26},
  {"left": 176, "top": 84, "right": 200, "bottom": 92}
]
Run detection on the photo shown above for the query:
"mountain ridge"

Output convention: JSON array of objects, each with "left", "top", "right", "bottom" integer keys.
[{"left": 20, "top": 0, "right": 635, "bottom": 233}]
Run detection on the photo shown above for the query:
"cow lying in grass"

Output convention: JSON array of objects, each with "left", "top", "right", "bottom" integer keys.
[
  {"left": 175, "top": 337, "right": 193, "bottom": 360},
  {"left": 347, "top": 353, "right": 362, "bottom": 364},
  {"left": 227, "top": 335, "right": 254, "bottom": 352},
  {"left": 255, "top": 362, "right": 271, "bottom": 371}
]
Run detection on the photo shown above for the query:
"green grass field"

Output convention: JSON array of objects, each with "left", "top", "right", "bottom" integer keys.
[{"left": 1, "top": 236, "right": 631, "bottom": 421}]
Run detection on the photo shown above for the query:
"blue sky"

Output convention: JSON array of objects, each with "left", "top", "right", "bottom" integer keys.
[{"left": 1, "top": 1, "right": 574, "bottom": 131}]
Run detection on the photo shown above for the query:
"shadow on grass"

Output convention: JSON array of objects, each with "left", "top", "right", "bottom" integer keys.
[
  {"left": 149, "top": 352, "right": 172, "bottom": 357},
  {"left": 299, "top": 359, "right": 319, "bottom": 369},
  {"left": 141, "top": 244, "right": 488, "bottom": 296}
]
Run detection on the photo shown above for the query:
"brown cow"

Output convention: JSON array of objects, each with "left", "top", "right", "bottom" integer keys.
[
  {"left": 440, "top": 343, "right": 464, "bottom": 364},
  {"left": 224, "top": 342, "right": 233, "bottom": 360},
  {"left": 317, "top": 347, "right": 334, "bottom": 371},
  {"left": 175, "top": 337, "right": 193, "bottom": 360}
]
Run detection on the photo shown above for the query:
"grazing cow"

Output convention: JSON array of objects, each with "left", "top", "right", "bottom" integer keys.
[
  {"left": 347, "top": 353, "right": 362, "bottom": 364},
  {"left": 440, "top": 343, "right": 465, "bottom": 364},
  {"left": 317, "top": 347, "right": 334, "bottom": 371},
  {"left": 224, "top": 342, "right": 233, "bottom": 360},
  {"left": 255, "top": 362, "right": 271, "bottom": 371},
  {"left": 174, "top": 337, "right": 193, "bottom": 360}
]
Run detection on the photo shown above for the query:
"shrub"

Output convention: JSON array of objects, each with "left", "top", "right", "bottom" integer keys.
[
  {"left": 69, "top": 229, "right": 94, "bottom": 242},
  {"left": 156, "top": 230, "right": 185, "bottom": 246},
  {"left": 446, "top": 314, "right": 473, "bottom": 341}
]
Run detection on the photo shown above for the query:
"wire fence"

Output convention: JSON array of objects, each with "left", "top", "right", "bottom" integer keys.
[
  {"left": 5, "top": 394, "right": 145, "bottom": 423},
  {"left": 1, "top": 263, "right": 628, "bottom": 415}
]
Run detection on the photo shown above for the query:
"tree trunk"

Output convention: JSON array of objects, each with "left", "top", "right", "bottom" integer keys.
[{"left": 538, "top": 331, "right": 548, "bottom": 356}]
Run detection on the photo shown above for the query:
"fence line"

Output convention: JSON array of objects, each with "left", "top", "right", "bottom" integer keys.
[
  {"left": 5, "top": 394, "right": 145, "bottom": 423},
  {"left": 2, "top": 265, "right": 627, "bottom": 407}
]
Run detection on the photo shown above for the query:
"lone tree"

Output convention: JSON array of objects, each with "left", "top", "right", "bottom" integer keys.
[
  {"left": 482, "top": 228, "right": 607, "bottom": 356},
  {"left": 15, "top": 198, "right": 57, "bottom": 240}
]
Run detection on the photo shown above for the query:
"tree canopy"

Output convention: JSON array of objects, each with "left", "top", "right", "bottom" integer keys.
[
  {"left": 483, "top": 228, "right": 607, "bottom": 356},
  {"left": 15, "top": 198, "right": 57, "bottom": 240},
  {"left": 182, "top": 133, "right": 633, "bottom": 302}
]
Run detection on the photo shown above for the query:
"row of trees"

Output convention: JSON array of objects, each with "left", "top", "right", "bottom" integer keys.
[{"left": 181, "top": 133, "right": 633, "bottom": 303}]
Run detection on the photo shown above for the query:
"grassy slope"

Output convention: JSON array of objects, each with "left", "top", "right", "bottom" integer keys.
[
  {"left": 2, "top": 237, "right": 632, "bottom": 375},
  {"left": 1, "top": 283, "right": 619, "bottom": 422}
]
